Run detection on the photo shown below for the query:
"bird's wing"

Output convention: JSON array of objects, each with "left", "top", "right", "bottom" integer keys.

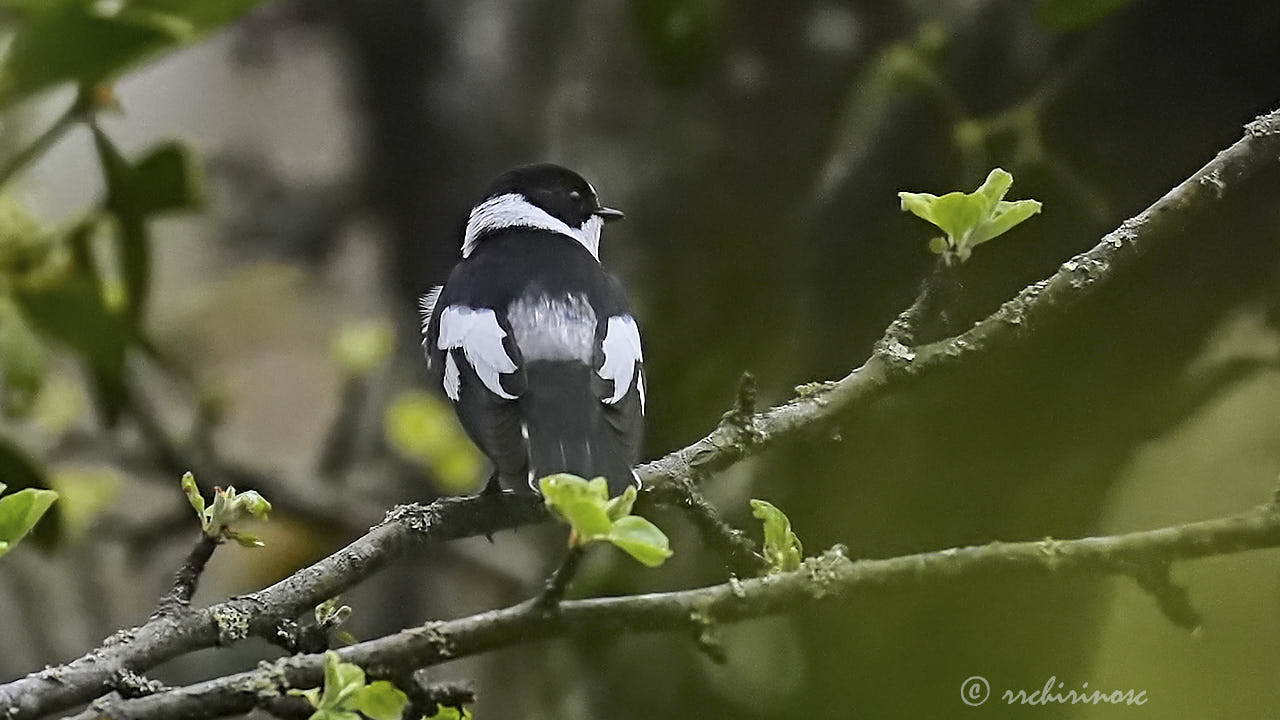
[{"left": 436, "top": 304, "right": 519, "bottom": 401}]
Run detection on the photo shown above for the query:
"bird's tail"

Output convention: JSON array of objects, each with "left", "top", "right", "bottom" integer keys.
[{"left": 521, "top": 361, "right": 637, "bottom": 495}]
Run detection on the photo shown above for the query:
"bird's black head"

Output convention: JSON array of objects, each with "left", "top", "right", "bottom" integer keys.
[
  {"left": 482, "top": 163, "right": 624, "bottom": 228},
  {"left": 461, "top": 163, "right": 624, "bottom": 259}
]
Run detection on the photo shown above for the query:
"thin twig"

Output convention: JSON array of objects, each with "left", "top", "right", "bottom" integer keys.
[
  {"left": 394, "top": 670, "right": 475, "bottom": 718},
  {"left": 536, "top": 546, "right": 585, "bottom": 608},
  {"left": 152, "top": 534, "right": 219, "bottom": 617},
  {"left": 0, "top": 92, "right": 88, "bottom": 188},
  {"left": 645, "top": 476, "right": 763, "bottom": 578}
]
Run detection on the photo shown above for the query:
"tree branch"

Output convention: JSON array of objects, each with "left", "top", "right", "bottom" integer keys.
[
  {"left": 3, "top": 107, "right": 1277, "bottom": 720},
  {"left": 80, "top": 504, "right": 1280, "bottom": 719},
  {"left": 644, "top": 476, "right": 763, "bottom": 578},
  {"left": 152, "top": 534, "right": 220, "bottom": 616},
  {"left": 536, "top": 546, "right": 586, "bottom": 608}
]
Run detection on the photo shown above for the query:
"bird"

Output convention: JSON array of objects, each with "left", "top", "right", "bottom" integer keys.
[{"left": 419, "top": 163, "right": 645, "bottom": 496}]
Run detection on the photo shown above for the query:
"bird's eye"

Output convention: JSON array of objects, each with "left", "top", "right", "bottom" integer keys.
[{"left": 568, "top": 190, "right": 582, "bottom": 202}]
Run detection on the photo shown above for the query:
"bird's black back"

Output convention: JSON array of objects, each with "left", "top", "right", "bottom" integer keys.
[{"left": 424, "top": 228, "right": 644, "bottom": 493}]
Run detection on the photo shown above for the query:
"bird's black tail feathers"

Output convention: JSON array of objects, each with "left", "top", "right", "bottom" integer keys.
[{"left": 521, "top": 361, "right": 638, "bottom": 495}]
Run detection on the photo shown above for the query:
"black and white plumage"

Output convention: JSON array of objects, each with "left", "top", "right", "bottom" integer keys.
[{"left": 420, "top": 164, "right": 644, "bottom": 495}]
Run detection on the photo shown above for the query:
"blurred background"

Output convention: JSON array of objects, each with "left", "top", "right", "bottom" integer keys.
[{"left": 1, "top": 0, "right": 1279, "bottom": 717}]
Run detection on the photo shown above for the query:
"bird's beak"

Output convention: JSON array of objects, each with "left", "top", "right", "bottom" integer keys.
[{"left": 593, "top": 206, "right": 625, "bottom": 222}]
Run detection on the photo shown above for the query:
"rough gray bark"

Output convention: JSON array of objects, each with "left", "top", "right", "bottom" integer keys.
[{"left": 73, "top": 505, "right": 1280, "bottom": 719}]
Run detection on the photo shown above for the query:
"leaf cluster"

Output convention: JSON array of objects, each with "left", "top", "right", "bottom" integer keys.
[
  {"left": 289, "top": 652, "right": 408, "bottom": 720},
  {"left": 181, "top": 472, "right": 271, "bottom": 547},
  {"left": 750, "top": 499, "right": 803, "bottom": 573},
  {"left": 899, "top": 168, "right": 1042, "bottom": 263},
  {"left": 539, "top": 474, "right": 673, "bottom": 567}
]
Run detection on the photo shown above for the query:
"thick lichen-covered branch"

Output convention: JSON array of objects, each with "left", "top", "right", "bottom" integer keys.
[
  {"left": 81, "top": 504, "right": 1280, "bottom": 720},
  {"left": 0, "top": 495, "right": 544, "bottom": 720},
  {"left": 2, "top": 109, "right": 1278, "bottom": 720}
]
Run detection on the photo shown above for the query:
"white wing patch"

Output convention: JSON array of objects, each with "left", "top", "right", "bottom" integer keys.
[
  {"left": 599, "top": 315, "right": 643, "bottom": 406},
  {"left": 437, "top": 305, "right": 518, "bottom": 400},
  {"left": 418, "top": 286, "right": 444, "bottom": 366},
  {"left": 442, "top": 353, "right": 461, "bottom": 400}
]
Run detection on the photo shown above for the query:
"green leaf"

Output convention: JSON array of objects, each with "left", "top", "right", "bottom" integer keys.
[
  {"left": 351, "top": 681, "right": 409, "bottom": 720},
  {"left": 181, "top": 471, "right": 205, "bottom": 522},
  {"left": 194, "top": 483, "right": 271, "bottom": 543},
  {"left": 132, "top": 141, "right": 206, "bottom": 215},
  {"left": 973, "top": 167, "right": 1013, "bottom": 214},
  {"left": 311, "top": 711, "right": 361, "bottom": 720},
  {"left": 227, "top": 531, "right": 263, "bottom": 548},
  {"left": 0, "top": 295, "right": 48, "bottom": 416},
  {"left": 319, "top": 652, "right": 365, "bottom": 709},
  {"left": 0, "top": 0, "right": 270, "bottom": 108},
  {"left": 539, "top": 474, "right": 612, "bottom": 540},
  {"left": 288, "top": 687, "right": 322, "bottom": 708},
  {"left": 15, "top": 235, "right": 131, "bottom": 425},
  {"left": 541, "top": 474, "right": 673, "bottom": 565},
  {"left": 898, "top": 168, "right": 1041, "bottom": 262},
  {"left": 605, "top": 514, "right": 673, "bottom": 567},
  {"left": 913, "top": 191, "right": 986, "bottom": 242},
  {"left": 970, "top": 199, "right": 1043, "bottom": 245},
  {"left": 90, "top": 123, "right": 150, "bottom": 325},
  {"left": 562, "top": 498, "right": 613, "bottom": 542},
  {"left": 384, "top": 391, "right": 483, "bottom": 493},
  {"left": 0, "top": 486, "right": 57, "bottom": 557},
  {"left": 750, "top": 499, "right": 803, "bottom": 573},
  {"left": 232, "top": 489, "right": 272, "bottom": 520},
  {"left": 427, "top": 706, "right": 471, "bottom": 720},
  {"left": 333, "top": 319, "right": 394, "bottom": 376},
  {"left": 0, "top": 438, "right": 58, "bottom": 548},
  {"left": 604, "top": 485, "right": 637, "bottom": 521}
]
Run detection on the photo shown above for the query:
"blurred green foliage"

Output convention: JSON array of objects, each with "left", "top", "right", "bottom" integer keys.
[
  {"left": 384, "top": 390, "right": 484, "bottom": 493},
  {"left": 0, "top": 0, "right": 264, "bottom": 107},
  {"left": 1036, "top": 0, "right": 1136, "bottom": 32},
  {"left": 333, "top": 319, "right": 395, "bottom": 378},
  {"left": 47, "top": 468, "right": 119, "bottom": 542},
  {"left": 0, "top": 0, "right": 263, "bottom": 547}
]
